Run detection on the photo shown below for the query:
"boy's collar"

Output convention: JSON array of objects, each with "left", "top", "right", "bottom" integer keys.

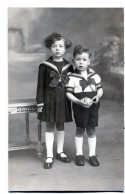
[{"left": 74, "top": 69, "right": 90, "bottom": 74}]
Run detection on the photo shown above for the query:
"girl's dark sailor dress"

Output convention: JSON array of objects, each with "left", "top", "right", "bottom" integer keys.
[
  {"left": 66, "top": 68, "right": 102, "bottom": 128},
  {"left": 36, "top": 56, "right": 73, "bottom": 122}
]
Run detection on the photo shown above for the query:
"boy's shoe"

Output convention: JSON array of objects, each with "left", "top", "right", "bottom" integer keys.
[
  {"left": 56, "top": 152, "right": 71, "bottom": 163},
  {"left": 89, "top": 155, "right": 99, "bottom": 167},
  {"left": 75, "top": 155, "right": 84, "bottom": 166},
  {"left": 44, "top": 157, "right": 54, "bottom": 169}
]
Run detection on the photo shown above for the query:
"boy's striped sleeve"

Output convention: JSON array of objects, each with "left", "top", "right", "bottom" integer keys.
[{"left": 66, "top": 75, "right": 74, "bottom": 93}]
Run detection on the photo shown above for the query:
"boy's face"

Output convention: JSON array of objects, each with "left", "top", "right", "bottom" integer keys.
[
  {"left": 50, "top": 39, "right": 66, "bottom": 59},
  {"left": 74, "top": 52, "right": 90, "bottom": 72}
]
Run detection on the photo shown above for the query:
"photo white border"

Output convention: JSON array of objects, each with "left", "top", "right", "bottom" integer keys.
[{"left": 1, "top": 1, "right": 125, "bottom": 193}]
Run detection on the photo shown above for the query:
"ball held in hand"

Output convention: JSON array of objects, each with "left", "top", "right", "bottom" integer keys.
[{"left": 82, "top": 97, "right": 92, "bottom": 105}]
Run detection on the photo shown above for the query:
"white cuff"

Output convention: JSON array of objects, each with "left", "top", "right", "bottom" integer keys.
[{"left": 37, "top": 103, "right": 44, "bottom": 107}]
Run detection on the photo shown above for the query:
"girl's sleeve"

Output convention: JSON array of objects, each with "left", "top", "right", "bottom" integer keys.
[
  {"left": 95, "top": 74, "right": 102, "bottom": 89},
  {"left": 36, "top": 64, "right": 46, "bottom": 107},
  {"left": 66, "top": 75, "right": 75, "bottom": 93}
]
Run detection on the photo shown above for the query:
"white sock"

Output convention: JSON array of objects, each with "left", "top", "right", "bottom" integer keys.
[
  {"left": 45, "top": 132, "right": 54, "bottom": 162},
  {"left": 88, "top": 136, "right": 96, "bottom": 157},
  {"left": 57, "top": 131, "right": 67, "bottom": 157},
  {"left": 75, "top": 136, "right": 83, "bottom": 156}
]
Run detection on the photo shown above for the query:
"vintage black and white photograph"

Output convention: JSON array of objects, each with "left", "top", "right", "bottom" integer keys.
[{"left": 8, "top": 8, "right": 124, "bottom": 192}]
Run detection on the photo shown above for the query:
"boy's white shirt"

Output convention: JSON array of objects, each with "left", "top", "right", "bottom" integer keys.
[{"left": 66, "top": 68, "right": 101, "bottom": 93}]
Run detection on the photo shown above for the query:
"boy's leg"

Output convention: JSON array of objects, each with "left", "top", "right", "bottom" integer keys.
[
  {"left": 87, "top": 126, "right": 96, "bottom": 157},
  {"left": 75, "top": 127, "right": 85, "bottom": 166},
  {"left": 86, "top": 125, "right": 99, "bottom": 166},
  {"left": 56, "top": 122, "right": 71, "bottom": 163},
  {"left": 75, "top": 127, "right": 85, "bottom": 156}
]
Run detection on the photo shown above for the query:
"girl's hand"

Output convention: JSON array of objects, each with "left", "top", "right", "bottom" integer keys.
[
  {"left": 92, "top": 96, "right": 99, "bottom": 104},
  {"left": 37, "top": 106, "right": 43, "bottom": 113}
]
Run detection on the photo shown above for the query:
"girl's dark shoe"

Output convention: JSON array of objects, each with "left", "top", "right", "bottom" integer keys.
[
  {"left": 89, "top": 155, "right": 99, "bottom": 167},
  {"left": 75, "top": 155, "right": 84, "bottom": 166},
  {"left": 44, "top": 157, "right": 54, "bottom": 169},
  {"left": 56, "top": 152, "right": 71, "bottom": 163}
]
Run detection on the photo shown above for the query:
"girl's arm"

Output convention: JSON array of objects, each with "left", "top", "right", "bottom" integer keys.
[{"left": 36, "top": 64, "right": 46, "bottom": 112}]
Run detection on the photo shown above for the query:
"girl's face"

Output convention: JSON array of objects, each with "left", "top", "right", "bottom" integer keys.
[
  {"left": 74, "top": 52, "right": 90, "bottom": 72},
  {"left": 50, "top": 39, "right": 66, "bottom": 59}
]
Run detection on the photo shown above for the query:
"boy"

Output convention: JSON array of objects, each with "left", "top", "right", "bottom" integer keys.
[{"left": 66, "top": 45, "right": 103, "bottom": 167}]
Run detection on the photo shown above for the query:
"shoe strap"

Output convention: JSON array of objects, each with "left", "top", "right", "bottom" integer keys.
[
  {"left": 46, "top": 157, "right": 54, "bottom": 161},
  {"left": 58, "top": 152, "right": 69, "bottom": 158},
  {"left": 59, "top": 152, "right": 65, "bottom": 154},
  {"left": 59, "top": 152, "right": 67, "bottom": 156}
]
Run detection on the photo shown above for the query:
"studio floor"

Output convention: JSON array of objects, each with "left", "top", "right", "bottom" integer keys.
[{"left": 8, "top": 100, "right": 124, "bottom": 192}]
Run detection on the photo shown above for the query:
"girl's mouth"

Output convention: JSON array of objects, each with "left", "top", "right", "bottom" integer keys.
[{"left": 79, "top": 66, "right": 84, "bottom": 68}]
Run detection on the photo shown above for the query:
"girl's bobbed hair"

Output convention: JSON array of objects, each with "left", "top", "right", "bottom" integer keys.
[
  {"left": 44, "top": 32, "right": 72, "bottom": 49},
  {"left": 73, "top": 45, "right": 92, "bottom": 58}
]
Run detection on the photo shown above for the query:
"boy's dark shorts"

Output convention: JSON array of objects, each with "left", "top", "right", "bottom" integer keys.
[{"left": 73, "top": 96, "right": 100, "bottom": 128}]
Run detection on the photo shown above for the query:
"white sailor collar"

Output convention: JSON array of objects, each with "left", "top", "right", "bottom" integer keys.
[
  {"left": 69, "top": 68, "right": 96, "bottom": 79},
  {"left": 42, "top": 57, "right": 71, "bottom": 73}
]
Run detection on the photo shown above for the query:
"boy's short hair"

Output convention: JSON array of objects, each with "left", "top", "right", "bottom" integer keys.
[
  {"left": 44, "top": 32, "right": 72, "bottom": 49},
  {"left": 73, "top": 45, "right": 92, "bottom": 58}
]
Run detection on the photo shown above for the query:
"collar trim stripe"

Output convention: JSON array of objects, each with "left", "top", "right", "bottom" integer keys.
[
  {"left": 43, "top": 61, "right": 71, "bottom": 73},
  {"left": 43, "top": 61, "right": 58, "bottom": 72},
  {"left": 69, "top": 72, "right": 96, "bottom": 79},
  {"left": 68, "top": 73, "right": 84, "bottom": 79},
  {"left": 62, "top": 63, "right": 70, "bottom": 72}
]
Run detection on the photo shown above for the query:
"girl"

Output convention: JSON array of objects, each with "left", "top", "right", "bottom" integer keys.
[
  {"left": 66, "top": 45, "right": 103, "bottom": 167},
  {"left": 36, "top": 33, "right": 73, "bottom": 169}
]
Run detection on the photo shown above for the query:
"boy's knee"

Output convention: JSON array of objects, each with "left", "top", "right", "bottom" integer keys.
[
  {"left": 75, "top": 133, "right": 83, "bottom": 137},
  {"left": 76, "top": 127, "right": 85, "bottom": 137},
  {"left": 86, "top": 126, "right": 96, "bottom": 138},
  {"left": 87, "top": 133, "right": 96, "bottom": 138}
]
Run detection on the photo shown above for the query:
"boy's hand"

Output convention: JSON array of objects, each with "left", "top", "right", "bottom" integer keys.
[
  {"left": 80, "top": 97, "right": 93, "bottom": 108},
  {"left": 92, "top": 96, "right": 99, "bottom": 104}
]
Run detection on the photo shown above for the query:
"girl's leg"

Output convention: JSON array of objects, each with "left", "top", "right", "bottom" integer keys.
[
  {"left": 75, "top": 127, "right": 85, "bottom": 166},
  {"left": 56, "top": 122, "right": 71, "bottom": 163},
  {"left": 45, "top": 122, "right": 55, "bottom": 163},
  {"left": 56, "top": 122, "right": 66, "bottom": 156}
]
